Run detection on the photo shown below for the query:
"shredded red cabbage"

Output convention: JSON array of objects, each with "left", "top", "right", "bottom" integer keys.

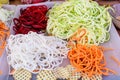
[{"left": 13, "top": 5, "right": 48, "bottom": 34}]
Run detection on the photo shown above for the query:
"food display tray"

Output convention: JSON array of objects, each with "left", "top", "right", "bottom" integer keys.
[{"left": 0, "top": 1, "right": 120, "bottom": 80}]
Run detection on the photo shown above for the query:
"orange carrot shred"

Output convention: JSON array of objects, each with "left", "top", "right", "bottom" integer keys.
[
  {"left": 68, "top": 28, "right": 116, "bottom": 78},
  {"left": 10, "top": 69, "right": 15, "bottom": 75},
  {"left": 0, "top": 21, "right": 10, "bottom": 57},
  {"left": 68, "top": 44, "right": 116, "bottom": 77},
  {"left": 33, "top": 69, "right": 39, "bottom": 72},
  {"left": 111, "top": 56, "right": 120, "bottom": 67},
  {"left": 68, "top": 28, "right": 87, "bottom": 47},
  {"left": 0, "top": 70, "right": 2, "bottom": 75}
]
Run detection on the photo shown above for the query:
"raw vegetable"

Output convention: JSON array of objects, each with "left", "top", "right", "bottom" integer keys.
[
  {"left": 111, "top": 56, "right": 120, "bottom": 66},
  {"left": 47, "top": 0, "right": 111, "bottom": 45},
  {"left": 13, "top": 5, "right": 48, "bottom": 34},
  {"left": 68, "top": 28, "right": 87, "bottom": 47},
  {"left": 68, "top": 44, "right": 116, "bottom": 77},
  {"left": 0, "top": 8, "right": 14, "bottom": 26},
  {"left": 6, "top": 32, "right": 69, "bottom": 73},
  {"left": 0, "top": 70, "right": 2, "bottom": 75},
  {"left": 0, "top": 21, "right": 10, "bottom": 56}
]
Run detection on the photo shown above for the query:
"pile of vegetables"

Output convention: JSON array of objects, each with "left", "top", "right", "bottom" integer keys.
[
  {"left": 47, "top": 0, "right": 111, "bottom": 45},
  {"left": 6, "top": 32, "right": 69, "bottom": 73},
  {"left": 47, "top": 0, "right": 116, "bottom": 78},
  {"left": 13, "top": 5, "right": 48, "bottom": 34},
  {"left": 68, "top": 44, "right": 116, "bottom": 77},
  {"left": 2, "top": 0, "right": 117, "bottom": 79},
  {"left": 67, "top": 28, "right": 116, "bottom": 77}
]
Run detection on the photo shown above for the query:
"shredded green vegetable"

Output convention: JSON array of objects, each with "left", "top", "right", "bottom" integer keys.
[
  {"left": 47, "top": 0, "right": 112, "bottom": 45},
  {"left": 0, "top": 8, "right": 14, "bottom": 26}
]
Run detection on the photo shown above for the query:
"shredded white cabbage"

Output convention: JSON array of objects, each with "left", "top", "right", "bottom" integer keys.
[
  {"left": 0, "top": 8, "right": 14, "bottom": 26},
  {"left": 6, "top": 32, "right": 69, "bottom": 73},
  {"left": 47, "top": 0, "right": 112, "bottom": 45}
]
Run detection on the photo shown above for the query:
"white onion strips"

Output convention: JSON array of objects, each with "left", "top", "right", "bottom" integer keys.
[{"left": 6, "top": 32, "right": 69, "bottom": 73}]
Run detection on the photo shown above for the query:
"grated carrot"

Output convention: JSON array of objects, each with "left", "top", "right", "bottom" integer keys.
[
  {"left": 111, "top": 56, "right": 120, "bottom": 66},
  {"left": 68, "top": 43, "right": 117, "bottom": 77},
  {"left": 68, "top": 28, "right": 87, "bottom": 47},
  {"left": 0, "top": 21, "right": 10, "bottom": 56},
  {"left": 0, "top": 70, "right": 2, "bottom": 75}
]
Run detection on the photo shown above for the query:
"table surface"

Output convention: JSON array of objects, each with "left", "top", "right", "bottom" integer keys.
[{"left": 9, "top": 0, "right": 120, "bottom": 35}]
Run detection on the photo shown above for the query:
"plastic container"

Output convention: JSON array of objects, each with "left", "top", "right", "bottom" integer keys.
[
  {"left": 7, "top": 1, "right": 120, "bottom": 80},
  {"left": 0, "top": 5, "right": 16, "bottom": 80}
]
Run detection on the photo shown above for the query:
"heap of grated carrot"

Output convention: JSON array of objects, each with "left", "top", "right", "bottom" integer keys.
[
  {"left": 68, "top": 28, "right": 116, "bottom": 77},
  {"left": 0, "top": 21, "right": 10, "bottom": 56}
]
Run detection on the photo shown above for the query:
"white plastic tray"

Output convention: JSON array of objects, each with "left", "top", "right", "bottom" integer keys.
[{"left": 8, "top": 2, "right": 120, "bottom": 80}]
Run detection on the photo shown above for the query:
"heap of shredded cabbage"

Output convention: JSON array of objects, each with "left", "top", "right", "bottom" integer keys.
[
  {"left": 6, "top": 32, "right": 69, "bottom": 73},
  {"left": 47, "top": 0, "right": 111, "bottom": 45}
]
